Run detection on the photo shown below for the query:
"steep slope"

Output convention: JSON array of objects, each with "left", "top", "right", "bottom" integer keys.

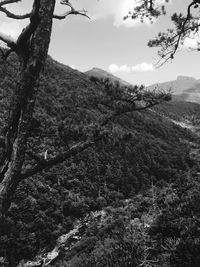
[
  {"left": 154, "top": 100, "right": 200, "bottom": 126},
  {"left": 85, "top": 67, "right": 131, "bottom": 86},
  {"left": 0, "top": 55, "right": 200, "bottom": 265}
]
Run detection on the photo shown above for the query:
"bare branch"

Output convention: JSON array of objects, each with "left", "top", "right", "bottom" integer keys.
[
  {"left": 20, "top": 85, "right": 170, "bottom": 180},
  {"left": 60, "top": 0, "right": 75, "bottom": 9},
  {"left": 53, "top": 0, "right": 90, "bottom": 20},
  {"left": 53, "top": 9, "right": 90, "bottom": 20},
  {"left": 0, "top": 0, "right": 21, "bottom": 6},
  {"left": 0, "top": 6, "right": 31, "bottom": 19},
  {"left": 21, "top": 140, "right": 94, "bottom": 179}
]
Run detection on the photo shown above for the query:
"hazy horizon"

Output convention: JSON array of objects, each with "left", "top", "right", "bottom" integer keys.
[
  {"left": 0, "top": 0, "right": 199, "bottom": 85},
  {"left": 82, "top": 66, "right": 200, "bottom": 87}
]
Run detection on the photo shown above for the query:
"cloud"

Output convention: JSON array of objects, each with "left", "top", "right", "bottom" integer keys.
[
  {"left": 109, "top": 64, "right": 131, "bottom": 73},
  {"left": 183, "top": 37, "right": 199, "bottom": 50},
  {"left": 132, "top": 62, "right": 154, "bottom": 72},
  {"left": 182, "top": 26, "right": 200, "bottom": 50},
  {"left": 85, "top": 0, "right": 173, "bottom": 28},
  {"left": 72, "top": 0, "right": 153, "bottom": 28},
  {"left": 0, "top": 0, "right": 168, "bottom": 40},
  {"left": 0, "top": 0, "right": 157, "bottom": 34},
  {"left": 108, "top": 62, "right": 154, "bottom": 73}
]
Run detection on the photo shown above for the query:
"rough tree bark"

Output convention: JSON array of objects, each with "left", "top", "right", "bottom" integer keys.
[
  {"left": 0, "top": 0, "right": 56, "bottom": 214},
  {"left": 0, "top": 0, "right": 169, "bottom": 216},
  {"left": 0, "top": 0, "right": 89, "bottom": 215}
]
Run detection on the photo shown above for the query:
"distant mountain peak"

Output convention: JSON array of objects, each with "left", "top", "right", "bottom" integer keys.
[
  {"left": 148, "top": 75, "right": 200, "bottom": 104},
  {"left": 90, "top": 67, "right": 106, "bottom": 72},
  {"left": 85, "top": 67, "right": 131, "bottom": 87}
]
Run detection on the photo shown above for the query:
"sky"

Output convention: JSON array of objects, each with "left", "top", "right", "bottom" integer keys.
[{"left": 0, "top": 0, "right": 200, "bottom": 85}]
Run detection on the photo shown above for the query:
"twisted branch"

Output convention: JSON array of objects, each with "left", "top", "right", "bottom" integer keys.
[
  {"left": 164, "top": 1, "right": 196, "bottom": 62},
  {"left": 0, "top": 0, "right": 21, "bottom": 6},
  {"left": 53, "top": 0, "right": 90, "bottom": 20},
  {"left": 0, "top": 6, "right": 31, "bottom": 19}
]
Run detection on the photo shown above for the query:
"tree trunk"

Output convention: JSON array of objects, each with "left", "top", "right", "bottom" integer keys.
[{"left": 0, "top": 0, "right": 56, "bottom": 214}]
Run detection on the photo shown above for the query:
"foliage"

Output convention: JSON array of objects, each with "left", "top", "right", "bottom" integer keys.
[
  {"left": 0, "top": 55, "right": 199, "bottom": 265},
  {"left": 127, "top": 0, "right": 200, "bottom": 65},
  {"left": 59, "top": 171, "right": 200, "bottom": 267},
  {"left": 0, "top": 1, "right": 200, "bottom": 266}
]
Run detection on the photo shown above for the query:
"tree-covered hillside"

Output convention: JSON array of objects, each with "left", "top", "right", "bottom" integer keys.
[
  {"left": 85, "top": 68, "right": 131, "bottom": 87},
  {"left": 0, "top": 55, "right": 200, "bottom": 266}
]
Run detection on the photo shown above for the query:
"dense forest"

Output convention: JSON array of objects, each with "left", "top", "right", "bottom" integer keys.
[
  {"left": 0, "top": 54, "right": 200, "bottom": 266},
  {"left": 1, "top": 0, "right": 200, "bottom": 266}
]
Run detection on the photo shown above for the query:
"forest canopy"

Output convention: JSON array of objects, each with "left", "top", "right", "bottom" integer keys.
[{"left": 0, "top": 1, "right": 200, "bottom": 266}]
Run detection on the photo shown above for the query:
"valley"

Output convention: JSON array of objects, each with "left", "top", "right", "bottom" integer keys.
[
  {"left": 17, "top": 94, "right": 200, "bottom": 266},
  {"left": 0, "top": 1, "right": 200, "bottom": 266},
  {"left": 0, "top": 56, "right": 197, "bottom": 266}
]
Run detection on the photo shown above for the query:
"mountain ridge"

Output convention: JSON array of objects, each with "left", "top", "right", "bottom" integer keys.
[
  {"left": 1, "top": 56, "right": 200, "bottom": 266},
  {"left": 85, "top": 67, "right": 131, "bottom": 87},
  {"left": 85, "top": 68, "right": 200, "bottom": 104},
  {"left": 147, "top": 75, "right": 200, "bottom": 103}
]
